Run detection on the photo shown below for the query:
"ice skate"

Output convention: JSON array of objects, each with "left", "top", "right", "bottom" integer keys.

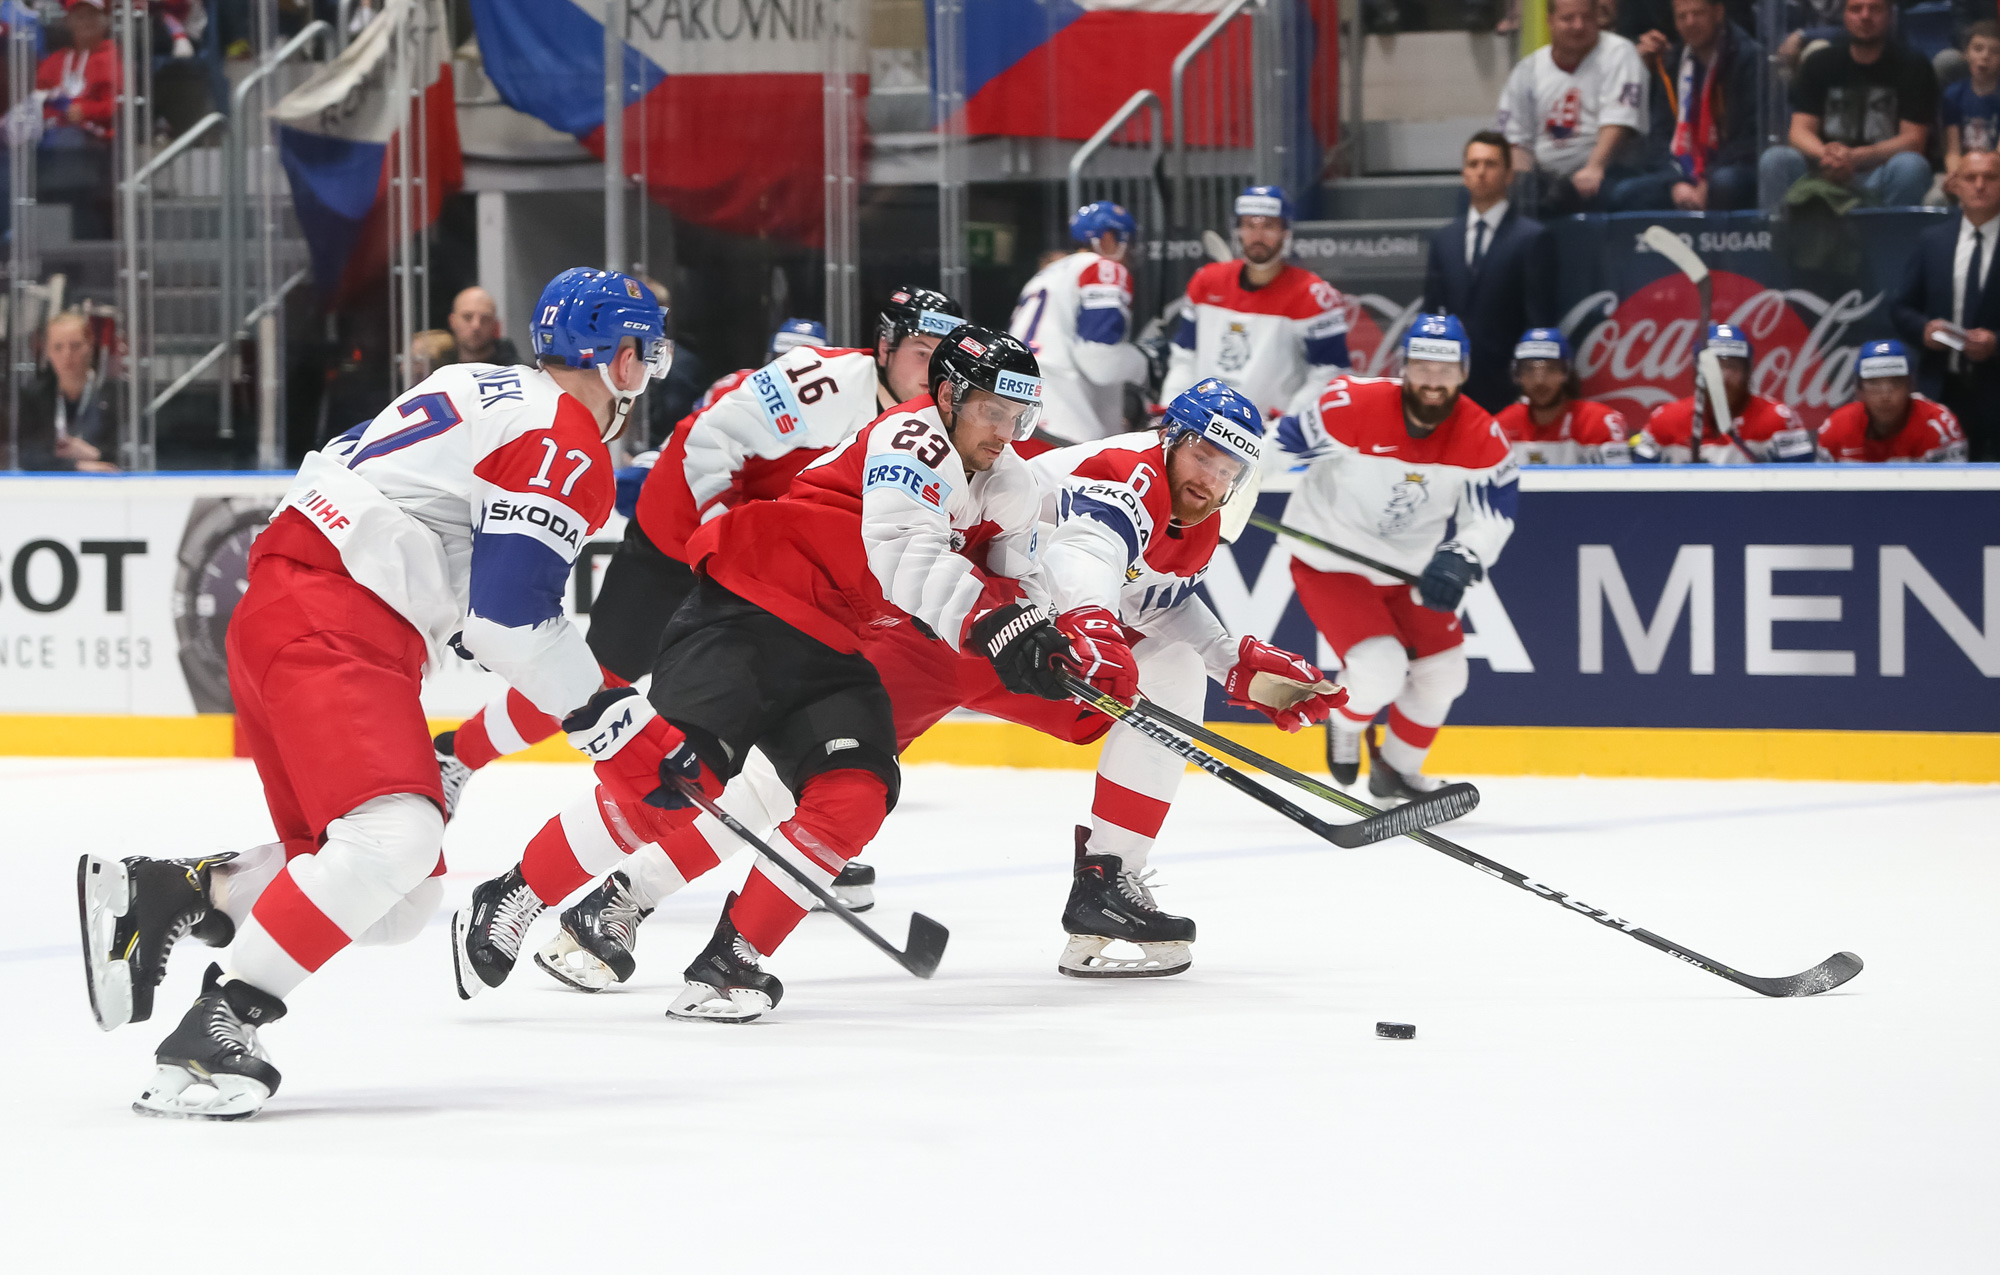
[
  {"left": 132, "top": 963, "right": 284, "bottom": 1121},
  {"left": 77, "top": 852, "right": 237, "bottom": 1031},
  {"left": 534, "top": 871, "right": 651, "bottom": 992},
  {"left": 1325, "top": 719, "right": 1363, "bottom": 788},
  {"left": 810, "top": 861, "right": 876, "bottom": 913},
  {"left": 1057, "top": 828, "right": 1194, "bottom": 979},
  {"left": 433, "top": 731, "right": 473, "bottom": 820},
  {"left": 452, "top": 865, "right": 546, "bottom": 999},
  {"left": 1367, "top": 730, "right": 1452, "bottom": 805},
  {"left": 667, "top": 894, "right": 784, "bottom": 1023}
]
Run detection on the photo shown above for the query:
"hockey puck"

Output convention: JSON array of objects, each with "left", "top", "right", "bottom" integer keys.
[{"left": 1375, "top": 1021, "right": 1416, "bottom": 1040}]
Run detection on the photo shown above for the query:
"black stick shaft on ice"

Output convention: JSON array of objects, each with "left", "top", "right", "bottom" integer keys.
[
  {"left": 1109, "top": 692, "right": 1864, "bottom": 999},
  {"left": 671, "top": 777, "right": 948, "bottom": 979},
  {"left": 1062, "top": 675, "right": 1474, "bottom": 848},
  {"left": 1247, "top": 513, "right": 1421, "bottom": 585}
]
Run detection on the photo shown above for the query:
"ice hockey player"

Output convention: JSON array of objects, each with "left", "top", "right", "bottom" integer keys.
[
  {"left": 1816, "top": 339, "right": 1968, "bottom": 462},
  {"left": 1275, "top": 314, "right": 1518, "bottom": 801},
  {"left": 1160, "top": 185, "right": 1351, "bottom": 418},
  {"left": 74, "top": 267, "right": 669, "bottom": 1118},
  {"left": 435, "top": 287, "right": 965, "bottom": 857},
  {"left": 450, "top": 325, "right": 1071, "bottom": 1021},
  {"left": 1493, "top": 327, "right": 1631, "bottom": 464},
  {"left": 683, "top": 317, "right": 831, "bottom": 417},
  {"left": 1009, "top": 200, "right": 1150, "bottom": 443},
  {"left": 493, "top": 379, "right": 1341, "bottom": 1003},
  {"left": 1635, "top": 323, "right": 1814, "bottom": 463}
]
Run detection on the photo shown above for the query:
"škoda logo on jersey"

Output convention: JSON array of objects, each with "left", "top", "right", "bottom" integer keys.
[{"left": 485, "top": 495, "right": 584, "bottom": 549}]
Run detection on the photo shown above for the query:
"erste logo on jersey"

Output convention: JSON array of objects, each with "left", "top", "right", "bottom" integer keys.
[
  {"left": 481, "top": 489, "right": 587, "bottom": 553},
  {"left": 749, "top": 367, "right": 805, "bottom": 439},
  {"left": 865, "top": 455, "right": 952, "bottom": 509}
]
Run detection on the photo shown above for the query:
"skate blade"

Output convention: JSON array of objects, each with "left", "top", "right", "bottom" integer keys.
[
  {"left": 1057, "top": 934, "right": 1192, "bottom": 980},
  {"left": 533, "top": 931, "right": 616, "bottom": 993},
  {"left": 449, "top": 908, "right": 484, "bottom": 1001},
  {"left": 811, "top": 885, "right": 875, "bottom": 914},
  {"left": 132, "top": 1063, "right": 269, "bottom": 1121},
  {"left": 77, "top": 856, "right": 135, "bottom": 1031},
  {"left": 666, "top": 982, "right": 771, "bottom": 1024}
]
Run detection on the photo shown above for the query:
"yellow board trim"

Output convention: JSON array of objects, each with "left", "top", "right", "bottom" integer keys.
[{"left": 0, "top": 715, "right": 1992, "bottom": 784}]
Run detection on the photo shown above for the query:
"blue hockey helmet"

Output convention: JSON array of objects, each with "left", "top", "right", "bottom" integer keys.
[
  {"left": 770, "top": 317, "right": 829, "bottom": 358},
  {"left": 1235, "top": 184, "right": 1293, "bottom": 226},
  {"left": 1705, "top": 322, "right": 1752, "bottom": 361},
  {"left": 1161, "top": 377, "right": 1264, "bottom": 504},
  {"left": 1069, "top": 200, "right": 1138, "bottom": 246},
  {"left": 1856, "top": 338, "right": 1911, "bottom": 380},
  {"left": 531, "top": 268, "right": 671, "bottom": 439},
  {"left": 1405, "top": 313, "right": 1470, "bottom": 367},
  {"left": 1512, "top": 326, "right": 1573, "bottom": 365}
]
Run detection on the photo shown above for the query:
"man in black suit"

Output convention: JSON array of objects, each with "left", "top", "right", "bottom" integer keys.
[
  {"left": 1892, "top": 148, "right": 2000, "bottom": 460},
  {"left": 1423, "top": 132, "right": 1559, "bottom": 415}
]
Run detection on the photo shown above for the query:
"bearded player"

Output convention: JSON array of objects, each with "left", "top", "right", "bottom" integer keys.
[
  {"left": 1817, "top": 340, "right": 1968, "bottom": 462},
  {"left": 73, "top": 268, "right": 669, "bottom": 1118},
  {"left": 1276, "top": 314, "right": 1519, "bottom": 803},
  {"left": 1635, "top": 323, "right": 1814, "bottom": 463},
  {"left": 1494, "top": 327, "right": 1631, "bottom": 464}
]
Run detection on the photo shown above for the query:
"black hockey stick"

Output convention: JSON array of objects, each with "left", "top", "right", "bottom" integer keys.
[
  {"left": 671, "top": 777, "right": 948, "bottom": 979},
  {"left": 1247, "top": 513, "right": 1421, "bottom": 585},
  {"left": 1062, "top": 674, "right": 1474, "bottom": 847},
  {"left": 1108, "top": 692, "right": 1863, "bottom": 999}
]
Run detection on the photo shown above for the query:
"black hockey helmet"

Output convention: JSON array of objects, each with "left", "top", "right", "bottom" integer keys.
[
  {"left": 878, "top": 286, "right": 967, "bottom": 352},
  {"left": 928, "top": 324, "right": 1044, "bottom": 441}
]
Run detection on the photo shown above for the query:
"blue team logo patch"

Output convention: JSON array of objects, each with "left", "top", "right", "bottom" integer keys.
[
  {"left": 993, "top": 370, "right": 1043, "bottom": 402},
  {"left": 750, "top": 367, "right": 805, "bottom": 439},
  {"left": 865, "top": 456, "right": 953, "bottom": 509}
]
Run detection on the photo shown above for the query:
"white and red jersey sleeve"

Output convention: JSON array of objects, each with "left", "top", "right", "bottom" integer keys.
[
  {"left": 304, "top": 363, "right": 613, "bottom": 715},
  {"left": 1161, "top": 261, "right": 1350, "bottom": 417},
  {"left": 1496, "top": 398, "right": 1632, "bottom": 464},
  {"left": 1032, "top": 433, "right": 1237, "bottom": 679},
  {"left": 1011, "top": 250, "right": 1148, "bottom": 442},
  {"left": 694, "top": 367, "right": 753, "bottom": 412},
  {"left": 1816, "top": 396, "right": 1968, "bottom": 462},
  {"left": 1275, "top": 376, "right": 1518, "bottom": 582}
]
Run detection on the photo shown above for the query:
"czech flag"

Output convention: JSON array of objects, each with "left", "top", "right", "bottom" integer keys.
[
  {"left": 470, "top": 0, "right": 849, "bottom": 247},
  {"left": 934, "top": 0, "right": 1337, "bottom": 159},
  {"left": 273, "top": 0, "right": 464, "bottom": 305}
]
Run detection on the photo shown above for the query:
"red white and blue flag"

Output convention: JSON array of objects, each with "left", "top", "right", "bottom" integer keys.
[
  {"left": 273, "top": 0, "right": 463, "bottom": 304},
  {"left": 470, "top": 0, "right": 851, "bottom": 246}
]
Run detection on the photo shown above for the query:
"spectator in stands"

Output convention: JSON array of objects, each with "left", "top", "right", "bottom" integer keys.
[
  {"left": 1423, "top": 132, "right": 1556, "bottom": 413},
  {"left": 11, "top": 311, "right": 120, "bottom": 472},
  {"left": 438, "top": 285, "right": 521, "bottom": 367},
  {"left": 1497, "top": 0, "right": 1653, "bottom": 215},
  {"left": 1893, "top": 148, "right": 2000, "bottom": 459},
  {"left": 1816, "top": 339, "right": 1969, "bottom": 460},
  {"left": 1760, "top": 0, "right": 1937, "bottom": 210},
  {"left": 35, "top": 0, "right": 121, "bottom": 239},
  {"left": 1943, "top": 21, "right": 2000, "bottom": 182},
  {"left": 1616, "top": 0, "right": 1755, "bottom": 46},
  {"left": 1626, "top": 0, "right": 1763, "bottom": 211}
]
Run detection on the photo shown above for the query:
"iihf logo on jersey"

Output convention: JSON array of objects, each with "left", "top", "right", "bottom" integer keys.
[
  {"left": 1379, "top": 471, "right": 1430, "bottom": 537},
  {"left": 1218, "top": 322, "right": 1252, "bottom": 374}
]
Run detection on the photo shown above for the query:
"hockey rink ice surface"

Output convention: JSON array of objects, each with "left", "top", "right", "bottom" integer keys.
[{"left": 4, "top": 758, "right": 1997, "bottom": 1272}]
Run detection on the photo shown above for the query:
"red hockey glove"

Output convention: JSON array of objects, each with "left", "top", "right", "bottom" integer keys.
[
  {"left": 1224, "top": 636, "right": 1347, "bottom": 732},
  {"left": 563, "top": 686, "right": 717, "bottom": 812},
  {"left": 1054, "top": 606, "right": 1141, "bottom": 701}
]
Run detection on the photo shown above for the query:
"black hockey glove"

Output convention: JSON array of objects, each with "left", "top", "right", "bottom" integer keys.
[
  {"left": 971, "top": 601, "right": 1072, "bottom": 701},
  {"left": 1417, "top": 542, "right": 1483, "bottom": 613}
]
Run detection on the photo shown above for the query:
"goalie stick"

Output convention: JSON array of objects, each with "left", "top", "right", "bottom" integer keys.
[
  {"left": 670, "top": 776, "right": 949, "bottom": 979},
  {"left": 1107, "top": 690, "right": 1864, "bottom": 998},
  {"left": 1062, "top": 673, "right": 1478, "bottom": 847}
]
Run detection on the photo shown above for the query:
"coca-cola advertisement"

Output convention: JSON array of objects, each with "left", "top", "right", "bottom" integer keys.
[{"left": 1298, "top": 208, "right": 1948, "bottom": 427}]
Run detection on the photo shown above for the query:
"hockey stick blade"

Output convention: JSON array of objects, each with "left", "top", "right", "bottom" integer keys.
[
  {"left": 1641, "top": 224, "right": 1709, "bottom": 285},
  {"left": 671, "top": 777, "right": 949, "bottom": 979},
  {"left": 1732, "top": 949, "right": 1864, "bottom": 998},
  {"left": 1336, "top": 782, "right": 1481, "bottom": 845}
]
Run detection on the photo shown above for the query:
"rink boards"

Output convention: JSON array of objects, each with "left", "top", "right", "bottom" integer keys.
[{"left": 0, "top": 467, "right": 1994, "bottom": 782}]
